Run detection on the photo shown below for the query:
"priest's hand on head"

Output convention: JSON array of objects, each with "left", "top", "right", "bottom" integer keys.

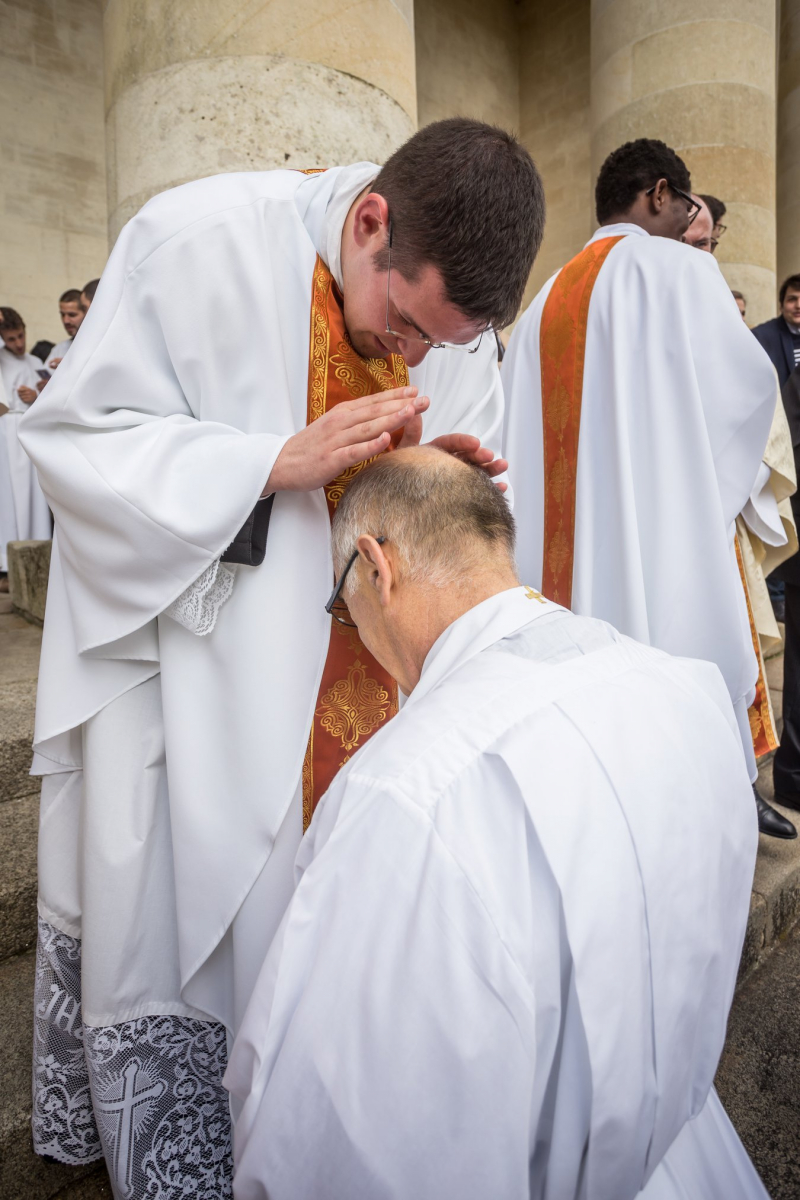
[
  {"left": 264, "top": 387, "right": 429, "bottom": 493},
  {"left": 397, "top": 418, "right": 509, "bottom": 493}
]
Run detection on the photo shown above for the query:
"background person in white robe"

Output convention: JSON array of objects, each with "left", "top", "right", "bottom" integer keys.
[
  {"left": 0, "top": 307, "right": 52, "bottom": 572},
  {"left": 501, "top": 137, "right": 790, "bottom": 838},
  {"left": 228, "top": 447, "right": 767, "bottom": 1200},
  {"left": 18, "top": 120, "right": 545, "bottom": 1198},
  {"left": 47, "top": 286, "right": 85, "bottom": 367},
  {"left": 683, "top": 200, "right": 798, "bottom": 825}
]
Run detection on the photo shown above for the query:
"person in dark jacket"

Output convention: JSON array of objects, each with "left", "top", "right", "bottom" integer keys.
[
  {"left": 752, "top": 275, "right": 800, "bottom": 388},
  {"left": 752, "top": 276, "right": 800, "bottom": 625},
  {"left": 773, "top": 364, "right": 800, "bottom": 810}
]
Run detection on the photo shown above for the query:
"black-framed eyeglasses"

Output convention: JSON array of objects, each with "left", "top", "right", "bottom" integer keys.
[
  {"left": 325, "top": 537, "right": 386, "bottom": 627},
  {"left": 385, "top": 221, "right": 490, "bottom": 354},
  {"left": 646, "top": 179, "right": 701, "bottom": 225}
]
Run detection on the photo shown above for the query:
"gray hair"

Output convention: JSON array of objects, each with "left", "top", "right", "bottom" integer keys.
[{"left": 331, "top": 448, "right": 516, "bottom": 595}]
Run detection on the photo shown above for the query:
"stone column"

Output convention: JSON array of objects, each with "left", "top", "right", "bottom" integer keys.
[
  {"left": 590, "top": 0, "right": 777, "bottom": 326},
  {"left": 519, "top": 0, "right": 592, "bottom": 302},
  {"left": 414, "top": 0, "right": 519, "bottom": 132},
  {"left": 778, "top": 0, "right": 800, "bottom": 290},
  {"left": 103, "top": 0, "right": 416, "bottom": 242}
]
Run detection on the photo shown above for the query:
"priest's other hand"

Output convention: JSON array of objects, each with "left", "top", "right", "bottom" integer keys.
[
  {"left": 17, "top": 386, "right": 38, "bottom": 405},
  {"left": 265, "top": 387, "right": 429, "bottom": 493},
  {"left": 397, "top": 417, "right": 509, "bottom": 493}
]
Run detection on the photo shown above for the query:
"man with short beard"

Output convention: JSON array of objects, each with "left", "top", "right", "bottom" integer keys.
[{"left": 48, "top": 287, "right": 85, "bottom": 367}]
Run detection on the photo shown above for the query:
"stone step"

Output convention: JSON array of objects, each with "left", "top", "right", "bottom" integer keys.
[
  {"left": 0, "top": 950, "right": 108, "bottom": 1198},
  {"left": 0, "top": 596, "right": 41, "bottom": 806},
  {"left": 8, "top": 539, "right": 52, "bottom": 626},
  {"left": 0, "top": 597, "right": 42, "bottom": 964},
  {"left": 0, "top": 790, "right": 39, "bottom": 962},
  {"left": 744, "top": 755, "right": 800, "bottom": 979}
]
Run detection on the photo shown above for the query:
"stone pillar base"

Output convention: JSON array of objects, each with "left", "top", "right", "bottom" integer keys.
[{"left": 8, "top": 541, "right": 52, "bottom": 626}]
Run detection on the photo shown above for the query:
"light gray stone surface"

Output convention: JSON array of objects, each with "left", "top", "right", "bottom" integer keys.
[
  {"left": 717, "top": 920, "right": 800, "bottom": 1199},
  {"left": 0, "top": 604, "right": 41, "bottom": 805},
  {"left": 8, "top": 539, "right": 52, "bottom": 625},
  {"left": 0, "top": 794, "right": 39, "bottom": 960}
]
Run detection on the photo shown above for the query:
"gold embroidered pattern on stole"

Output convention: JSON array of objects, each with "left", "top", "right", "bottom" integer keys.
[
  {"left": 316, "top": 660, "right": 392, "bottom": 754},
  {"left": 302, "top": 724, "right": 315, "bottom": 832},
  {"left": 308, "top": 260, "right": 331, "bottom": 422},
  {"left": 301, "top": 256, "right": 404, "bottom": 831}
]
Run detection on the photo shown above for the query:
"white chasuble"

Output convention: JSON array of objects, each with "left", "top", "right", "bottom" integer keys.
[
  {"left": 18, "top": 164, "right": 505, "bottom": 1196},
  {"left": 0, "top": 347, "right": 51, "bottom": 567},
  {"left": 227, "top": 587, "right": 765, "bottom": 1200},
  {"left": 501, "top": 225, "right": 776, "bottom": 780}
]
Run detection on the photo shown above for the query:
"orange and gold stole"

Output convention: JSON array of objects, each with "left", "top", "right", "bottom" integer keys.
[
  {"left": 539, "top": 237, "right": 623, "bottom": 606},
  {"left": 301, "top": 256, "right": 406, "bottom": 830},
  {"left": 735, "top": 537, "right": 779, "bottom": 758}
]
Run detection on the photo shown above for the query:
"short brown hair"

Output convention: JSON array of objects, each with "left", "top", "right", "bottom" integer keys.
[
  {"left": 0, "top": 306, "right": 24, "bottom": 331},
  {"left": 698, "top": 194, "right": 726, "bottom": 225},
  {"left": 59, "top": 289, "right": 82, "bottom": 304},
  {"left": 82, "top": 278, "right": 100, "bottom": 302},
  {"left": 780, "top": 275, "right": 800, "bottom": 304},
  {"left": 372, "top": 119, "right": 545, "bottom": 330}
]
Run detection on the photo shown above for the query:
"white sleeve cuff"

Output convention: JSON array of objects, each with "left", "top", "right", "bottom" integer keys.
[{"left": 164, "top": 559, "right": 235, "bottom": 636}]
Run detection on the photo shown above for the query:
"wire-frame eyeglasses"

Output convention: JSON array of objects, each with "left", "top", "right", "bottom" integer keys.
[
  {"left": 325, "top": 537, "right": 387, "bottom": 628},
  {"left": 384, "top": 221, "right": 490, "bottom": 354}
]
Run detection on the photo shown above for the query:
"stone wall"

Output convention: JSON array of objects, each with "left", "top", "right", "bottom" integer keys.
[
  {"left": 414, "top": 0, "right": 519, "bottom": 132},
  {"left": 519, "top": 0, "right": 592, "bottom": 303},
  {"left": 0, "top": 0, "right": 108, "bottom": 345},
  {"left": 590, "top": 0, "right": 778, "bottom": 328}
]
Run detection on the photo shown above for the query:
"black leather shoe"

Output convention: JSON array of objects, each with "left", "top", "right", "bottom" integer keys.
[{"left": 755, "top": 786, "right": 797, "bottom": 839}]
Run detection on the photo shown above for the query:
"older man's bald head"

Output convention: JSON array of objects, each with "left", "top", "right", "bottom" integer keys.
[{"left": 332, "top": 446, "right": 516, "bottom": 593}]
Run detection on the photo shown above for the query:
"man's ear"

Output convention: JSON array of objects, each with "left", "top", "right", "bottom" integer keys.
[
  {"left": 352, "top": 193, "right": 390, "bottom": 250},
  {"left": 356, "top": 534, "right": 395, "bottom": 606},
  {"left": 648, "top": 178, "right": 668, "bottom": 214}
]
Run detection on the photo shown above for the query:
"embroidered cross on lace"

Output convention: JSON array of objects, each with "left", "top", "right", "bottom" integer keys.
[{"left": 32, "top": 917, "right": 233, "bottom": 1198}]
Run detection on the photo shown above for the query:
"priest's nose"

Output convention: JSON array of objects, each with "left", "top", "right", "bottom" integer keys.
[{"left": 397, "top": 339, "right": 431, "bottom": 368}]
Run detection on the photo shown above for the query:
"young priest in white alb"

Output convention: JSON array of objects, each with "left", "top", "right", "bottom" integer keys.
[
  {"left": 228, "top": 447, "right": 766, "bottom": 1200},
  {"left": 19, "top": 120, "right": 545, "bottom": 1197},
  {"left": 502, "top": 137, "right": 790, "bottom": 839}
]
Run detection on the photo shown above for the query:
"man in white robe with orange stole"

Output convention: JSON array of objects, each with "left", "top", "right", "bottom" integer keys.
[
  {"left": 19, "top": 119, "right": 545, "bottom": 1198},
  {"left": 228, "top": 447, "right": 768, "bottom": 1200},
  {"left": 502, "top": 136, "right": 791, "bottom": 839}
]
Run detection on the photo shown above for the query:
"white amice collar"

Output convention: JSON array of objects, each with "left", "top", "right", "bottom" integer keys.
[
  {"left": 321, "top": 162, "right": 380, "bottom": 291},
  {"left": 586, "top": 223, "right": 649, "bottom": 246}
]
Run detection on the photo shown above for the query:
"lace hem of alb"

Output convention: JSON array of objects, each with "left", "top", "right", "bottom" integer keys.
[
  {"left": 32, "top": 916, "right": 232, "bottom": 1198},
  {"left": 163, "top": 559, "right": 235, "bottom": 636}
]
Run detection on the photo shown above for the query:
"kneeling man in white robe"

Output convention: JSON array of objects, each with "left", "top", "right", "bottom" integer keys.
[{"left": 227, "top": 446, "right": 767, "bottom": 1200}]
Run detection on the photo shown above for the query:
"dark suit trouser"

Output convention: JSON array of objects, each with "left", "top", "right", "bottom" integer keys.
[{"left": 773, "top": 583, "right": 800, "bottom": 797}]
